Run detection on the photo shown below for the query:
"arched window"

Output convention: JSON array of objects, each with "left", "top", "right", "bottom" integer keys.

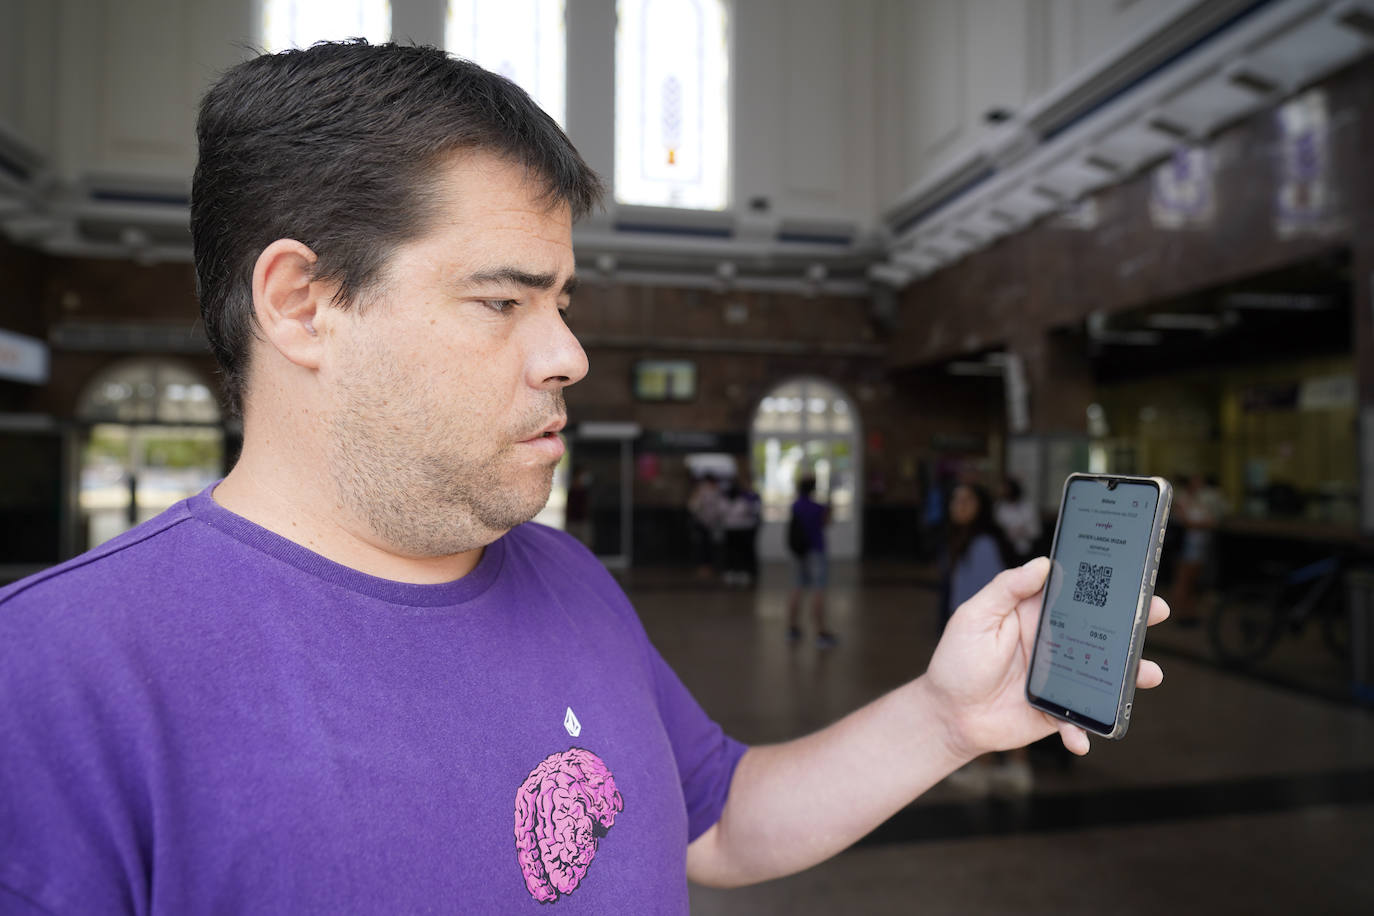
[
  {"left": 261, "top": 0, "right": 391, "bottom": 52},
  {"left": 446, "top": 0, "right": 567, "bottom": 127},
  {"left": 751, "top": 378, "right": 861, "bottom": 559},
  {"left": 78, "top": 360, "right": 221, "bottom": 425},
  {"left": 615, "top": 0, "right": 730, "bottom": 210},
  {"left": 76, "top": 360, "right": 225, "bottom": 548}
]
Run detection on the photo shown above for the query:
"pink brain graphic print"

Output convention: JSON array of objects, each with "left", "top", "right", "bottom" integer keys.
[{"left": 514, "top": 748, "right": 624, "bottom": 904}]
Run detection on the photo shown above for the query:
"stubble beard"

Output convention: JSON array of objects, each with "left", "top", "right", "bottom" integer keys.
[{"left": 327, "top": 373, "right": 564, "bottom": 559}]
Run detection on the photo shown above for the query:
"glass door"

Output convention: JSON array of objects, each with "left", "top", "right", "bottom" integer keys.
[
  {"left": 751, "top": 379, "right": 862, "bottom": 560},
  {"left": 571, "top": 422, "right": 640, "bottom": 569}
]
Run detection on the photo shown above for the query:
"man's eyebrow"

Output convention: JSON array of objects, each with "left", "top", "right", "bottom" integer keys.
[{"left": 463, "top": 268, "right": 579, "bottom": 297}]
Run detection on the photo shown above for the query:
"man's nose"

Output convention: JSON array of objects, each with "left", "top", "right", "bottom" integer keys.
[{"left": 530, "top": 307, "right": 589, "bottom": 389}]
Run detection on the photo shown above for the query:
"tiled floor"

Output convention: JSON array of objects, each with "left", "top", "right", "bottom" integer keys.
[{"left": 619, "top": 561, "right": 1374, "bottom": 914}]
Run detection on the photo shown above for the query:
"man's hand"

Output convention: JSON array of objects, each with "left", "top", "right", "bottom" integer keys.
[
  {"left": 687, "top": 556, "right": 1169, "bottom": 889},
  {"left": 924, "top": 557, "right": 1168, "bottom": 759}
]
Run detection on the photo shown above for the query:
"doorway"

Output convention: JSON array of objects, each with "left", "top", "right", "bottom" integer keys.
[
  {"left": 751, "top": 378, "right": 862, "bottom": 560},
  {"left": 75, "top": 360, "right": 225, "bottom": 549},
  {"left": 571, "top": 422, "right": 641, "bottom": 569}
]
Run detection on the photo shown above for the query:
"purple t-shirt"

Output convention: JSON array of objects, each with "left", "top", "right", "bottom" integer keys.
[
  {"left": 0, "top": 488, "right": 746, "bottom": 914},
  {"left": 790, "top": 497, "right": 827, "bottom": 554}
]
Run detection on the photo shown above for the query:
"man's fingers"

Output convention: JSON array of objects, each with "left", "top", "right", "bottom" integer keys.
[
  {"left": 965, "top": 557, "right": 1050, "bottom": 618},
  {"left": 1137, "top": 658, "right": 1163, "bottom": 689},
  {"left": 1147, "top": 595, "right": 1170, "bottom": 626},
  {"left": 1058, "top": 721, "right": 1090, "bottom": 756}
]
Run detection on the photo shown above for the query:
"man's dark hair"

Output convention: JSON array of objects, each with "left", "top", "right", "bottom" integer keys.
[
  {"left": 191, "top": 40, "right": 604, "bottom": 416},
  {"left": 797, "top": 476, "right": 817, "bottom": 498}
]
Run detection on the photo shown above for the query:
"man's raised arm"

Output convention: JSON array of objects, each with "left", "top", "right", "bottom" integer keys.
[{"left": 685, "top": 557, "right": 1169, "bottom": 888}]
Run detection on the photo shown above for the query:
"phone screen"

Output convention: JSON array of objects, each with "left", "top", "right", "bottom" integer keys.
[{"left": 1027, "top": 476, "right": 1162, "bottom": 732}]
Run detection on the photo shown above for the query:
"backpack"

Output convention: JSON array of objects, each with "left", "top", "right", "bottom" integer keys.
[{"left": 787, "top": 510, "right": 809, "bottom": 557}]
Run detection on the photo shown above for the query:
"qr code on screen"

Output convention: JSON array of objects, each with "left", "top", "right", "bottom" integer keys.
[{"left": 1073, "top": 562, "right": 1112, "bottom": 607}]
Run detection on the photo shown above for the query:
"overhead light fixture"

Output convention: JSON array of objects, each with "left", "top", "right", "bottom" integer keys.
[
  {"left": 594, "top": 253, "right": 617, "bottom": 285},
  {"left": 1144, "top": 312, "right": 1222, "bottom": 331},
  {"left": 3, "top": 215, "right": 59, "bottom": 243},
  {"left": 1223, "top": 291, "right": 1333, "bottom": 310},
  {"left": 802, "top": 263, "right": 827, "bottom": 298},
  {"left": 1145, "top": 114, "right": 1190, "bottom": 139},
  {"left": 1097, "top": 330, "right": 1164, "bottom": 346},
  {"left": 119, "top": 226, "right": 150, "bottom": 249},
  {"left": 893, "top": 249, "right": 936, "bottom": 274},
  {"left": 868, "top": 262, "right": 913, "bottom": 288},
  {"left": 1226, "top": 66, "right": 1281, "bottom": 96},
  {"left": 1087, "top": 311, "right": 1162, "bottom": 345},
  {"left": 1084, "top": 154, "right": 1122, "bottom": 174},
  {"left": 714, "top": 260, "right": 737, "bottom": 293}
]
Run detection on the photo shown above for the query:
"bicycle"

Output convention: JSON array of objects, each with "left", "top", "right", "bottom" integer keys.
[{"left": 1206, "top": 554, "right": 1350, "bottom": 667}]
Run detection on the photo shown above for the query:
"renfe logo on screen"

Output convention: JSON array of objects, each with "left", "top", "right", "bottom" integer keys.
[{"left": 1028, "top": 478, "right": 1159, "bottom": 727}]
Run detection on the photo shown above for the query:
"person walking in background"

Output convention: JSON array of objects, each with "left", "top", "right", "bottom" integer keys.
[
  {"left": 787, "top": 475, "right": 838, "bottom": 648},
  {"left": 722, "top": 474, "right": 762, "bottom": 586},
  {"left": 687, "top": 472, "right": 726, "bottom": 579},
  {"left": 941, "top": 482, "right": 1033, "bottom": 796},
  {"left": 994, "top": 475, "right": 1041, "bottom": 566}
]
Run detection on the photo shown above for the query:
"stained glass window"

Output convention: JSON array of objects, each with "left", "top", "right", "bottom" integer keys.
[
  {"left": 446, "top": 1, "right": 567, "bottom": 127},
  {"left": 261, "top": 0, "right": 391, "bottom": 52},
  {"left": 615, "top": 0, "right": 730, "bottom": 210}
]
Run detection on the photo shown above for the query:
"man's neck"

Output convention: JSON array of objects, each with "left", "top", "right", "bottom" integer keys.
[{"left": 212, "top": 445, "right": 485, "bottom": 586}]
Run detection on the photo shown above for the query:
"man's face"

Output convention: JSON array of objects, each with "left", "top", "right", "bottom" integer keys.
[{"left": 321, "top": 151, "right": 587, "bottom": 557}]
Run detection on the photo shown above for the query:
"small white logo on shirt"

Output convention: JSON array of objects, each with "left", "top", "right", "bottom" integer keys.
[{"left": 564, "top": 706, "right": 582, "bottom": 738}]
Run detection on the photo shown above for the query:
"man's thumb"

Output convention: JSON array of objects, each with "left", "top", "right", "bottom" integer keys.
[{"left": 967, "top": 556, "right": 1050, "bottom": 617}]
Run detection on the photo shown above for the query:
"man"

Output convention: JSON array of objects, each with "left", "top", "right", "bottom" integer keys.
[{"left": 0, "top": 42, "right": 1167, "bottom": 913}]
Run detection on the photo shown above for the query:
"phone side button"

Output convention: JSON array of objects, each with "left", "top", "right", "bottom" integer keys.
[{"left": 1150, "top": 569, "right": 1157, "bottom": 587}]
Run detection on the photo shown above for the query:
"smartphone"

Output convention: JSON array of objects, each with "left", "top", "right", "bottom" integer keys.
[{"left": 1026, "top": 473, "right": 1172, "bottom": 740}]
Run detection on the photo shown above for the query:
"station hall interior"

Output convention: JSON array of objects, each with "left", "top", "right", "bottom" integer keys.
[{"left": 2, "top": 0, "right": 1374, "bottom": 912}]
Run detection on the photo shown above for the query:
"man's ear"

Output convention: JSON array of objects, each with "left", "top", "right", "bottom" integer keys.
[{"left": 251, "top": 239, "right": 331, "bottom": 370}]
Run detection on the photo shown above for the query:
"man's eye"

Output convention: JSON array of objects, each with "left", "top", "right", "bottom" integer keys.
[{"left": 481, "top": 299, "right": 519, "bottom": 313}]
